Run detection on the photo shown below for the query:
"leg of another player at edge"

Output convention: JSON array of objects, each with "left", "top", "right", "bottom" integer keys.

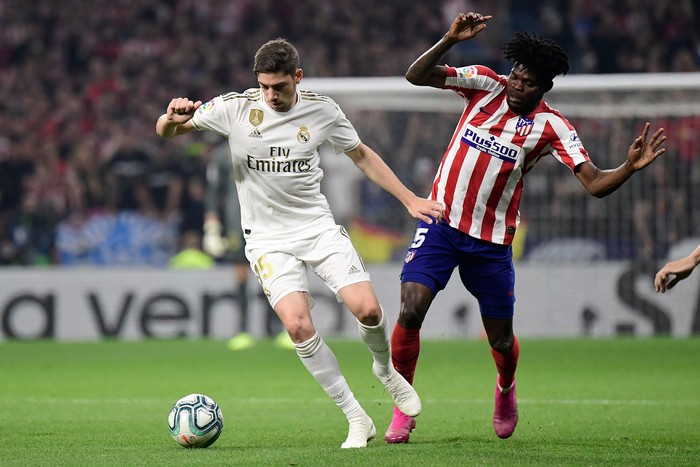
[
  {"left": 268, "top": 302, "right": 295, "bottom": 349},
  {"left": 275, "top": 291, "right": 375, "bottom": 448},
  {"left": 227, "top": 265, "right": 255, "bottom": 351},
  {"left": 483, "top": 315, "right": 520, "bottom": 439}
]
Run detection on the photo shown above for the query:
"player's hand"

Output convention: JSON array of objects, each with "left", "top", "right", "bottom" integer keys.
[
  {"left": 654, "top": 257, "right": 696, "bottom": 292},
  {"left": 447, "top": 12, "right": 492, "bottom": 42},
  {"left": 203, "top": 219, "right": 228, "bottom": 258},
  {"left": 625, "top": 122, "right": 666, "bottom": 172},
  {"left": 167, "top": 97, "right": 203, "bottom": 124},
  {"left": 409, "top": 197, "right": 445, "bottom": 224}
]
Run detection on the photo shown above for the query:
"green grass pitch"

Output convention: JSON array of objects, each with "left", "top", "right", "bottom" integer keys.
[{"left": 1, "top": 337, "right": 699, "bottom": 466}]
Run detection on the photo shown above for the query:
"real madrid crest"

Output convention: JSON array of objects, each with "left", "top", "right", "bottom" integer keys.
[
  {"left": 249, "top": 109, "right": 264, "bottom": 126},
  {"left": 297, "top": 126, "right": 310, "bottom": 143}
]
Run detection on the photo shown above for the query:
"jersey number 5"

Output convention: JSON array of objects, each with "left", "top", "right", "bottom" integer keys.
[{"left": 410, "top": 228, "right": 429, "bottom": 249}]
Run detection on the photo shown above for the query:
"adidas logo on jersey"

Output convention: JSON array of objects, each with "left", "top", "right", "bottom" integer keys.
[
  {"left": 248, "top": 127, "right": 262, "bottom": 138},
  {"left": 348, "top": 265, "right": 361, "bottom": 275}
]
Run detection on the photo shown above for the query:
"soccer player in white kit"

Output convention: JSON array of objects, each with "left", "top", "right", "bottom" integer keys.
[{"left": 156, "top": 38, "right": 444, "bottom": 449}]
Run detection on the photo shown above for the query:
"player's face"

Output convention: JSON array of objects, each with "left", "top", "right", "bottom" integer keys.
[
  {"left": 258, "top": 69, "right": 302, "bottom": 112},
  {"left": 506, "top": 64, "right": 545, "bottom": 115}
]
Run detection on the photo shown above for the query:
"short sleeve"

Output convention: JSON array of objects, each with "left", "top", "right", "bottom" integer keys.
[
  {"left": 327, "top": 107, "right": 361, "bottom": 154},
  {"left": 191, "top": 95, "right": 231, "bottom": 137}
]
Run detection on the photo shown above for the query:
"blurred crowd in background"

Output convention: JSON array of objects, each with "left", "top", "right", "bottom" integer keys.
[{"left": 0, "top": 0, "right": 698, "bottom": 266}]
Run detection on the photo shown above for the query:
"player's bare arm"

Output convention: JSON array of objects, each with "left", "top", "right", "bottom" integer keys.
[
  {"left": 156, "top": 97, "right": 203, "bottom": 138},
  {"left": 346, "top": 143, "right": 444, "bottom": 224},
  {"left": 574, "top": 122, "right": 666, "bottom": 198},
  {"left": 406, "top": 12, "right": 492, "bottom": 88},
  {"left": 655, "top": 244, "right": 700, "bottom": 293}
]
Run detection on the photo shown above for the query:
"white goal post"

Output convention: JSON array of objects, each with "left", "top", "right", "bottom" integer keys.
[{"left": 304, "top": 72, "right": 700, "bottom": 116}]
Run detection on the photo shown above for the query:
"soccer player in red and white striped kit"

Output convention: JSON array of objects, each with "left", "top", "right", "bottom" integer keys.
[{"left": 385, "top": 12, "right": 667, "bottom": 443}]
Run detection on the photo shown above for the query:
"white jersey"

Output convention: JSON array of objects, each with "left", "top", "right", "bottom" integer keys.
[{"left": 192, "top": 88, "right": 361, "bottom": 245}]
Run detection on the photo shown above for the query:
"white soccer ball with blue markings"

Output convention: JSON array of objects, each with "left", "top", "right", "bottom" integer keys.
[{"left": 168, "top": 393, "right": 224, "bottom": 448}]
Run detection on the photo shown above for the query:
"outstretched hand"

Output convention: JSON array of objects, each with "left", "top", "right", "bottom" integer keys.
[
  {"left": 166, "top": 97, "right": 203, "bottom": 124},
  {"left": 654, "top": 245, "right": 700, "bottom": 293},
  {"left": 447, "top": 12, "right": 493, "bottom": 42},
  {"left": 655, "top": 258, "right": 696, "bottom": 293},
  {"left": 626, "top": 122, "right": 666, "bottom": 171}
]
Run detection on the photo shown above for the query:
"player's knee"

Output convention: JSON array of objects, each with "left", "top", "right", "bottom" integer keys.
[
  {"left": 354, "top": 302, "right": 382, "bottom": 326},
  {"left": 397, "top": 303, "right": 425, "bottom": 329},
  {"left": 489, "top": 335, "right": 514, "bottom": 355},
  {"left": 398, "top": 283, "right": 432, "bottom": 329},
  {"left": 283, "top": 319, "right": 315, "bottom": 343}
]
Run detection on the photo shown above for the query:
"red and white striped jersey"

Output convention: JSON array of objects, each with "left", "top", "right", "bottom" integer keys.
[{"left": 432, "top": 65, "right": 590, "bottom": 245}]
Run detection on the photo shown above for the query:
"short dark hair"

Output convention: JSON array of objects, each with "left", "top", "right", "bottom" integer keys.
[
  {"left": 252, "top": 38, "right": 300, "bottom": 76},
  {"left": 503, "top": 32, "right": 569, "bottom": 85}
]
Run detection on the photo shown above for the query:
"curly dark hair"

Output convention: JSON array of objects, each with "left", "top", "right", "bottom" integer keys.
[
  {"left": 503, "top": 32, "right": 569, "bottom": 85},
  {"left": 253, "top": 38, "right": 300, "bottom": 77}
]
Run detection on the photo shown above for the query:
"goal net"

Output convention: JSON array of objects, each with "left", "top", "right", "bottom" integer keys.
[{"left": 306, "top": 73, "right": 700, "bottom": 264}]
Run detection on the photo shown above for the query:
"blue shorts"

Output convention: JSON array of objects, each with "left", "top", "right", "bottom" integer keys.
[{"left": 400, "top": 220, "right": 515, "bottom": 319}]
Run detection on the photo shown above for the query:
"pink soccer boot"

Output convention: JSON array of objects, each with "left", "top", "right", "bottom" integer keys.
[
  {"left": 493, "top": 379, "right": 518, "bottom": 439},
  {"left": 384, "top": 406, "right": 416, "bottom": 444}
]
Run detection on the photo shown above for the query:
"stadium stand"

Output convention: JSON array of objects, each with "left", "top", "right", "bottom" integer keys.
[{"left": 0, "top": 0, "right": 697, "bottom": 265}]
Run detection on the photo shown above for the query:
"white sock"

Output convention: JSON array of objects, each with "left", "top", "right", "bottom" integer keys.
[
  {"left": 497, "top": 381, "right": 515, "bottom": 394},
  {"left": 356, "top": 308, "right": 391, "bottom": 376},
  {"left": 295, "top": 333, "right": 363, "bottom": 418}
]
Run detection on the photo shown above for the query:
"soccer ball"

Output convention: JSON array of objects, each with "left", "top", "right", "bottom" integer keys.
[{"left": 168, "top": 393, "right": 224, "bottom": 448}]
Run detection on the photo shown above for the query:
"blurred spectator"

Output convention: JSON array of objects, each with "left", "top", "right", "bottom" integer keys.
[
  {"left": 0, "top": 137, "right": 36, "bottom": 264},
  {"left": 70, "top": 136, "right": 107, "bottom": 216},
  {"left": 102, "top": 130, "right": 154, "bottom": 214},
  {"left": 144, "top": 141, "right": 185, "bottom": 222}
]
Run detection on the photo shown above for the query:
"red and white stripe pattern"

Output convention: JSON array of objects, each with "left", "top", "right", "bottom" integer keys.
[{"left": 432, "top": 65, "right": 590, "bottom": 245}]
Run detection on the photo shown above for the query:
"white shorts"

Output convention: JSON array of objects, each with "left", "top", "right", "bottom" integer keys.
[{"left": 245, "top": 225, "right": 371, "bottom": 309}]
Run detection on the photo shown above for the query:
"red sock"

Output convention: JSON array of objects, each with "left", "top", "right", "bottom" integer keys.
[
  {"left": 390, "top": 323, "right": 420, "bottom": 385},
  {"left": 491, "top": 335, "right": 519, "bottom": 389}
]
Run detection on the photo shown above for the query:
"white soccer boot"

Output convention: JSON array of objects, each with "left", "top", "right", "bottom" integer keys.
[
  {"left": 341, "top": 412, "right": 376, "bottom": 449},
  {"left": 372, "top": 362, "right": 421, "bottom": 417}
]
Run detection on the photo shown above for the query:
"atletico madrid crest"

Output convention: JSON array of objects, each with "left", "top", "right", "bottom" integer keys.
[{"left": 515, "top": 116, "right": 534, "bottom": 137}]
